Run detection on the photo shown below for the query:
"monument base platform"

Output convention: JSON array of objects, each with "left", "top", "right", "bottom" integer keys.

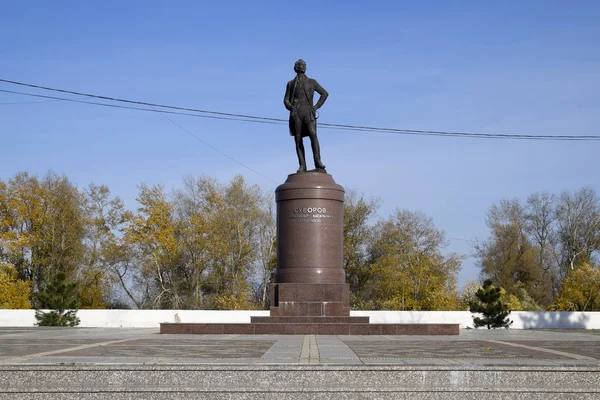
[
  {"left": 270, "top": 283, "right": 350, "bottom": 317},
  {"left": 159, "top": 320, "right": 459, "bottom": 335}
]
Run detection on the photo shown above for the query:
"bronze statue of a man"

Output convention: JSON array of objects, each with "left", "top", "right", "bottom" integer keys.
[{"left": 284, "top": 59, "right": 329, "bottom": 173}]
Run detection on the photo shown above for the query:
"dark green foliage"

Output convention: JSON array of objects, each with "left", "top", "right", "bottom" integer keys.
[
  {"left": 469, "top": 279, "right": 512, "bottom": 329},
  {"left": 35, "top": 272, "right": 80, "bottom": 327}
]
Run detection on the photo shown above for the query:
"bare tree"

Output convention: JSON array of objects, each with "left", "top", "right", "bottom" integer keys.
[
  {"left": 474, "top": 199, "right": 548, "bottom": 307},
  {"left": 476, "top": 199, "right": 533, "bottom": 290},
  {"left": 525, "top": 192, "right": 557, "bottom": 271},
  {"left": 524, "top": 192, "right": 559, "bottom": 302},
  {"left": 555, "top": 187, "right": 600, "bottom": 276},
  {"left": 255, "top": 197, "right": 276, "bottom": 309}
]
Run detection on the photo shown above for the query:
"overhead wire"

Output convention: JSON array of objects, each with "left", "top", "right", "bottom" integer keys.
[
  {"left": 1, "top": 78, "right": 599, "bottom": 141},
  {"left": 0, "top": 89, "right": 284, "bottom": 126},
  {"left": 152, "top": 107, "right": 279, "bottom": 185},
  {"left": 0, "top": 99, "right": 61, "bottom": 105},
  {"left": 0, "top": 88, "right": 281, "bottom": 184},
  {"left": 0, "top": 78, "right": 286, "bottom": 123},
  {"left": 2, "top": 79, "right": 585, "bottom": 252}
]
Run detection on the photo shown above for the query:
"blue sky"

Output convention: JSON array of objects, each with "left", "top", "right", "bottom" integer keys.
[{"left": 1, "top": 1, "right": 599, "bottom": 288}]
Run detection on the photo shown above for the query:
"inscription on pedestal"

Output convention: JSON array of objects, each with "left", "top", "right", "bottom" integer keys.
[
  {"left": 289, "top": 206, "right": 335, "bottom": 223},
  {"left": 275, "top": 172, "right": 345, "bottom": 285}
]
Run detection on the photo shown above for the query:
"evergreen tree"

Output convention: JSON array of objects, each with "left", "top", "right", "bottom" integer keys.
[
  {"left": 469, "top": 279, "right": 512, "bottom": 329},
  {"left": 35, "top": 272, "right": 80, "bottom": 327}
]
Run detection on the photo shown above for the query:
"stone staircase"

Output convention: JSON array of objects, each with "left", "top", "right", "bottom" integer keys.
[
  {"left": 160, "top": 315, "right": 459, "bottom": 335},
  {"left": 2, "top": 365, "right": 599, "bottom": 399}
]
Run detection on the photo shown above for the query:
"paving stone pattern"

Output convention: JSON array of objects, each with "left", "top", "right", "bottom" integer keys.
[
  {"left": 0, "top": 344, "right": 79, "bottom": 357},
  {"left": 57, "top": 340, "right": 275, "bottom": 358},
  {"left": 342, "top": 340, "right": 569, "bottom": 359},
  {"left": 509, "top": 340, "right": 600, "bottom": 359},
  {"left": 1, "top": 328, "right": 600, "bottom": 398},
  {"left": 0, "top": 327, "right": 598, "bottom": 366}
]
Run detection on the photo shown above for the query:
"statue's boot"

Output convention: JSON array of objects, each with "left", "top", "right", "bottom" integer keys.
[
  {"left": 310, "top": 135, "right": 326, "bottom": 170},
  {"left": 295, "top": 135, "right": 307, "bottom": 173}
]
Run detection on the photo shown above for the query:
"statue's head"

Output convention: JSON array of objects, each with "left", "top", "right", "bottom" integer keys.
[{"left": 294, "top": 59, "right": 307, "bottom": 74}]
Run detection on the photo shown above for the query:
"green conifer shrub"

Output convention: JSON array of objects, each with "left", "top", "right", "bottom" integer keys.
[
  {"left": 35, "top": 272, "right": 80, "bottom": 327},
  {"left": 469, "top": 279, "right": 512, "bottom": 329}
]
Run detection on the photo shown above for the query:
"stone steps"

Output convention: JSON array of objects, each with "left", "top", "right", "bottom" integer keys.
[
  {"left": 250, "top": 316, "right": 370, "bottom": 324},
  {"left": 2, "top": 365, "right": 599, "bottom": 399},
  {"left": 160, "top": 322, "right": 459, "bottom": 335}
]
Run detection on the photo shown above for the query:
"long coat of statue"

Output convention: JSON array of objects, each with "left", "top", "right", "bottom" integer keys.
[{"left": 284, "top": 75, "right": 328, "bottom": 137}]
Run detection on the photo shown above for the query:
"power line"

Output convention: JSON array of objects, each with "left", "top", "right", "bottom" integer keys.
[
  {"left": 0, "top": 99, "right": 61, "bottom": 105},
  {"left": 153, "top": 108, "right": 279, "bottom": 185},
  {"left": 448, "top": 237, "right": 474, "bottom": 243},
  {"left": 0, "top": 78, "right": 286, "bottom": 123},
  {"left": 0, "top": 89, "right": 278, "bottom": 184},
  {"left": 0, "top": 89, "right": 285, "bottom": 126},
  {"left": 2, "top": 86, "right": 598, "bottom": 142},
  {"left": 1, "top": 78, "right": 599, "bottom": 141},
  {"left": 0, "top": 88, "right": 281, "bottom": 184}
]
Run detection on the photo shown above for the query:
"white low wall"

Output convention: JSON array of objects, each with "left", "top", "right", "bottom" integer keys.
[
  {"left": 351, "top": 311, "right": 600, "bottom": 329},
  {"left": 0, "top": 309, "right": 598, "bottom": 329},
  {"left": 0, "top": 310, "right": 270, "bottom": 328},
  {"left": 352, "top": 311, "right": 474, "bottom": 327}
]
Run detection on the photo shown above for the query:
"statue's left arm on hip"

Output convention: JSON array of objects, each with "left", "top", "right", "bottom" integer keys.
[{"left": 313, "top": 80, "right": 328, "bottom": 111}]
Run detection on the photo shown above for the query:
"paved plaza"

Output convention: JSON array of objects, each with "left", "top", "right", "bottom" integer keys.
[
  {"left": 1, "top": 328, "right": 599, "bottom": 398},
  {"left": 0, "top": 327, "right": 599, "bottom": 366}
]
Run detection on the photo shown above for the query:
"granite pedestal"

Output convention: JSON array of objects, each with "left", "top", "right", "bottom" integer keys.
[{"left": 160, "top": 173, "right": 459, "bottom": 335}]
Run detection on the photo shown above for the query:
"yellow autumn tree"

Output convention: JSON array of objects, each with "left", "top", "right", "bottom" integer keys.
[
  {"left": 125, "top": 184, "right": 183, "bottom": 309},
  {"left": 553, "top": 263, "right": 600, "bottom": 311},
  {"left": 460, "top": 280, "right": 524, "bottom": 311},
  {"left": 343, "top": 190, "right": 380, "bottom": 308},
  {"left": 78, "top": 268, "right": 113, "bottom": 309},
  {"left": 459, "top": 280, "right": 482, "bottom": 310},
  {"left": 206, "top": 175, "right": 262, "bottom": 306},
  {"left": 171, "top": 175, "right": 271, "bottom": 309},
  {"left": 0, "top": 262, "right": 33, "bottom": 308},
  {"left": 122, "top": 175, "right": 270, "bottom": 310},
  {"left": 367, "top": 210, "right": 463, "bottom": 311},
  {"left": 0, "top": 172, "right": 86, "bottom": 304},
  {"left": 500, "top": 289, "right": 523, "bottom": 311}
]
